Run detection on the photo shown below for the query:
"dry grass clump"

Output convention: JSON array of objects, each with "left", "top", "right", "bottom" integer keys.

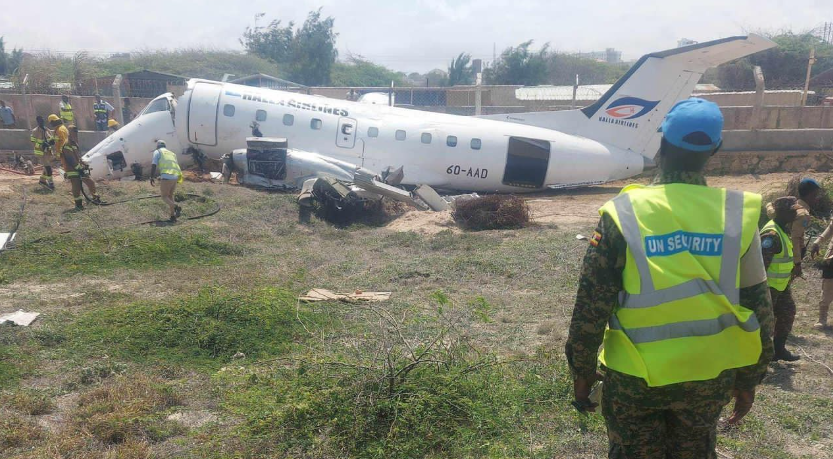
[
  {"left": 0, "top": 389, "right": 55, "bottom": 415},
  {"left": 0, "top": 413, "right": 44, "bottom": 452},
  {"left": 72, "top": 374, "right": 182, "bottom": 445},
  {"left": 453, "top": 195, "right": 530, "bottom": 231}
]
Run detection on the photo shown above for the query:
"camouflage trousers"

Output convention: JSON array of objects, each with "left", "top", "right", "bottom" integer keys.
[
  {"left": 601, "top": 368, "right": 734, "bottom": 458},
  {"left": 770, "top": 286, "right": 796, "bottom": 339}
]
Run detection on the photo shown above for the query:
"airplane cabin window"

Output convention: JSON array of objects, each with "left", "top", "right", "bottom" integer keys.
[
  {"left": 447, "top": 136, "right": 457, "bottom": 147},
  {"left": 142, "top": 97, "right": 170, "bottom": 116},
  {"left": 311, "top": 118, "right": 323, "bottom": 130},
  {"left": 421, "top": 133, "right": 432, "bottom": 144},
  {"left": 223, "top": 104, "right": 235, "bottom": 117},
  {"left": 283, "top": 114, "right": 294, "bottom": 126},
  {"left": 395, "top": 130, "right": 406, "bottom": 141},
  {"left": 471, "top": 138, "right": 482, "bottom": 150},
  {"left": 256, "top": 109, "right": 267, "bottom": 122},
  {"left": 368, "top": 127, "right": 379, "bottom": 137}
]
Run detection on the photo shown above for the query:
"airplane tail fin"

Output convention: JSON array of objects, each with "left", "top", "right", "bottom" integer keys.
[{"left": 483, "top": 35, "right": 776, "bottom": 159}]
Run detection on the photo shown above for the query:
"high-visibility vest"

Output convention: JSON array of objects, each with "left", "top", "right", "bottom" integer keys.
[
  {"left": 60, "top": 102, "right": 74, "bottom": 124},
  {"left": 761, "top": 220, "right": 794, "bottom": 291},
  {"left": 598, "top": 183, "right": 763, "bottom": 387},
  {"left": 94, "top": 102, "right": 107, "bottom": 120},
  {"left": 156, "top": 148, "right": 183, "bottom": 182},
  {"left": 30, "top": 128, "right": 50, "bottom": 156}
]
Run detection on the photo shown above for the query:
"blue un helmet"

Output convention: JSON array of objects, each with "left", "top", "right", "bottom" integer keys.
[{"left": 661, "top": 98, "right": 724, "bottom": 153}]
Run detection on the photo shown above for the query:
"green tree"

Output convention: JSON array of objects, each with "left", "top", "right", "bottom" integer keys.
[
  {"left": 330, "top": 56, "right": 403, "bottom": 86},
  {"left": 0, "top": 37, "right": 23, "bottom": 76},
  {"left": 487, "top": 40, "right": 549, "bottom": 86},
  {"left": 447, "top": 52, "right": 474, "bottom": 86},
  {"left": 707, "top": 32, "right": 833, "bottom": 90},
  {"left": 241, "top": 9, "right": 338, "bottom": 86},
  {"left": 546, "top": 53, "right": 628, "bottom": 85}
]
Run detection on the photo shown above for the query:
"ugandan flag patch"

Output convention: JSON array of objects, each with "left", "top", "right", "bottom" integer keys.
[{"left": 590, "top": 231, "right": 602, "bottom": 247}]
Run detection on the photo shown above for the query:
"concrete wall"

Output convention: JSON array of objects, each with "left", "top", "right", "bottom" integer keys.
[
  {"left": 0, "top": 94, "right": 152, "bottom": 131},
  {"left": 697, "top": 91, "right": 804, "bottom": 107},
  {"left": 0, "top": 129, "right": 107, "bottom": 152},
  {"left": 707, "top": 150, "right": 833, "bottom": 174}
]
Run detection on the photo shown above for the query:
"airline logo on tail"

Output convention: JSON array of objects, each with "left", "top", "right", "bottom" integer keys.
[
  {"left": 604, "top": 97, "right": 660, "bottom": 119},
  {"left": 598, "top": 96, "right": 660, "bottom": 129}
]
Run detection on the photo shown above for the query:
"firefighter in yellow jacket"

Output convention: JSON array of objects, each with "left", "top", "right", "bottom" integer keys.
[
  {"left": 30, "top": 115, "right": 55, "bottom": 190},
  {"left": 566, "top": 98, "right": 774, "bottom": 457}
]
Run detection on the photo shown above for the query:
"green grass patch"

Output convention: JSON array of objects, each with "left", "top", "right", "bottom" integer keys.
[
  {"left": 64, "top": 287, "right": 314, "bottom": 368},
  {"left": 214, "top": 347, "right": 579, "bottom": 458},
  {"left": 0, "top": 228, "right": 243, "bottom": 282}
]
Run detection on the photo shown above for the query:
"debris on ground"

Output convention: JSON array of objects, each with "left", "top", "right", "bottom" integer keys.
[
  {"left": 299, "top": 289, "right": 391, "bottom": 303},
  {"left": 452, "top": 195, "right": 531, "bottom": 230},
  {"left": 0, "top": 310, "right": 41, "bottom": 326}
]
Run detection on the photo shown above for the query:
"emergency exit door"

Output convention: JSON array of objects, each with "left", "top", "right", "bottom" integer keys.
[
  {"left": 336, "top": 117, "right": 357, "bottom": 148},
  {"left": 188, "top": 82, "right": 222, "bottom": 146}
]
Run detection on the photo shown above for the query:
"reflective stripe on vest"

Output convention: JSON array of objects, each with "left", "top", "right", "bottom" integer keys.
[
  {"left": 761, "top": 220, "right": 793, "bottom": 291},
  {"left": 60, "top": 103, "right": 74, "bottom": 122},
  {"left": 599, "top": 184, "right": 762, "bottom": 387},
  {"left": 156, "top": 148, "right": 182, "bottom": 178},
  {"left": 94, "top": 103, "right": 107, "bottom": 120}
]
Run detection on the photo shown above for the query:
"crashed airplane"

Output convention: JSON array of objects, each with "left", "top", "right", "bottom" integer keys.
[{"left": 83, "top": 35, "right": 775, "bottom": 206}]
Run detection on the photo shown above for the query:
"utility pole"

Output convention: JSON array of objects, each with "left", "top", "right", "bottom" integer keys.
[
  {"left": 801, "top": 47, "right": 816, "bottom": 106},
  {"left": 473, "top": 59, "right": 483, "bottom": 116},
  {"left": 571, "top": 74, "right": 579, "bottom": 109},
  {"left": 112, "top": 74, "right": 124, "bottom": 126}
]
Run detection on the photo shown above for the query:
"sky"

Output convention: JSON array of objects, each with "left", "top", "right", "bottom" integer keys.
[{"left": 2, "top": 0, "right": 832, "bottom": 73}]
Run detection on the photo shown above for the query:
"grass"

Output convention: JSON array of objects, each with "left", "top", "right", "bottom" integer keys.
[
  {"left": 0, "top": 178, "right": 831, "bottom": 458},
  {"left": 0, "top": 228, "right": 243, "bottom": 283},
  {"left": 64, "top": 287, "right": 315, "bottom": 368}
]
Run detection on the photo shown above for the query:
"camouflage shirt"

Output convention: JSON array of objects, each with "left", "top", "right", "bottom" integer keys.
[{"left": 565, "top": 170, "right": 775, "bottom": 392}]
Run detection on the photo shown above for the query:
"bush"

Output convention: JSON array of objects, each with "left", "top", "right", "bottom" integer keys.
[{"left": 453, "top": 195, "right": 530, "bottom": 231}]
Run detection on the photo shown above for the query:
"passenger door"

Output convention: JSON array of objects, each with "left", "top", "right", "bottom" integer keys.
[{"left": 188, "top": 82, "right": 222, "bottom": 146}]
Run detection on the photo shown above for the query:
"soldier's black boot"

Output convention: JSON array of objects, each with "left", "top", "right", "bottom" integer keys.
[{"left": 773, "top": 336, "right": 800, "bottom": 362}]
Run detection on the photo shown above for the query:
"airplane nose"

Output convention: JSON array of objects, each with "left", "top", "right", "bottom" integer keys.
[{"left": 85, "top": 154, "right": 110, "bottom": 180}]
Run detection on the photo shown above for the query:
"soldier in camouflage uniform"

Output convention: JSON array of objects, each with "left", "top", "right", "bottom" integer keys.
[
  {"left": 761, "top": 196, "right": 802, "bottom": 361},
  {"left": 566, "top": 98, "right": 774, "bottom": 458}
]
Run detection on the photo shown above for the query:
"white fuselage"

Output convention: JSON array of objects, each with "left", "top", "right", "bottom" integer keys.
[{"left": 83, "top": 79, "right": 645, "bottom": 192}]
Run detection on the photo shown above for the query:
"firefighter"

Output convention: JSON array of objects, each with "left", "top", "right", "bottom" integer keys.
[
  {"left": 63, "top": 125, "right": 101, "bottom": 209},
  {"left": 30, "top": 115, "right": 55, "bottom": 190}
]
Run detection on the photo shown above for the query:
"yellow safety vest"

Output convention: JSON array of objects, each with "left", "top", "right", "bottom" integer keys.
[
  {"left": 60, "top": 103, "right": 74, "bottom": 124},
  {"left": 156, "top": 148, "right": 183, "bottom": 183},
  {"left": 599, "top": 183, "right": 763, "bottom": 387},
  {"left": 761, "top": 220, "right": 793, "bottom": 291},
  {"left": 30, "top": 128, "right": 50, "bottom": 156}
]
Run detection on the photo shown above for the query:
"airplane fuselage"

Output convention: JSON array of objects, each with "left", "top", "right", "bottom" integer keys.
[{"left": 84, "top": 79, "right": 644, "bottom": 192}]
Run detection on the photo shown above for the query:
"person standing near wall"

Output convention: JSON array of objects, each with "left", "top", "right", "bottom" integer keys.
[
  {"left": 0, "top": 100, "right": 16, "bottom": 128},
  {"left": 93, "top": 94, "right": 114, "bottom": 131},
  {"left": 59, "top": 95, "right": 74, "bottom": 126}
]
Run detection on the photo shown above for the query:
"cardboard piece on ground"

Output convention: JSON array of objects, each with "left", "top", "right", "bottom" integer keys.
[
  {"left": 300, "top": 288, "right": 391, "bottom": 303},
  {"left": 0, "top": 310, "right": 40, "bottom": 326}
]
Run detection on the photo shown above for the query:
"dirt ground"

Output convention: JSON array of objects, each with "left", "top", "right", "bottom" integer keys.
[
  {"left": 1, "top": 169, "right": 832, "bottom": 458},
  {"left": 382, "top": 172, "right": 804, "bottom": 234}
]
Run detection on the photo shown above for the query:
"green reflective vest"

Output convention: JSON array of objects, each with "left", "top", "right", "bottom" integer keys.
[
  {"left": 94, "top": 102, "right": 107, "bottom": 120},
  {"left": 598, "top": 183, "right": 763, "bottom": 387},
  {"left": 761, "top": 220, "right": 793, "bottom": 291},
  {"left": 156, "top": 148, "right": 182, "bottom": 182},
  {"left": 60, "top": 103, "right": 74, "bottom": 124}
]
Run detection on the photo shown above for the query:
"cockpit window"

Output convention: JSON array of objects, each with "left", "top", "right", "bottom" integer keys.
[{"left": 141, "top": 97, "right": 171, "bottom": 116}]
